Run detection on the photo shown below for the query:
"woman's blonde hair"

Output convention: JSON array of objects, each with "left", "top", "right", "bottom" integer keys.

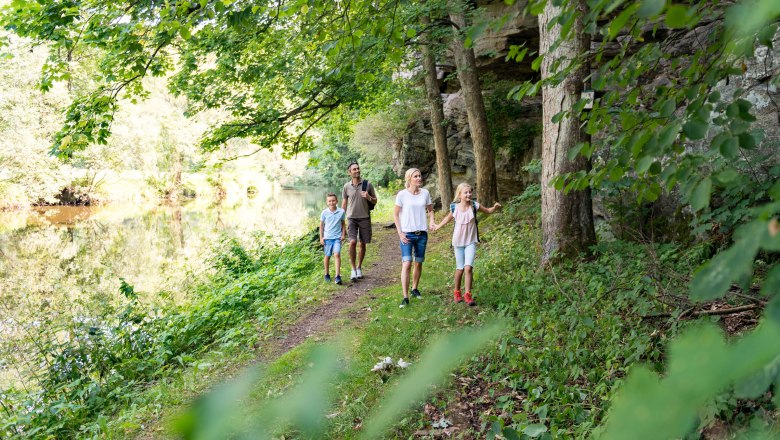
[
  {"left": 453, "top": 182, "right": 473, "bottom": 203},
  {"left": 404, "top": 168, "right": 421, "bottom": 189}
]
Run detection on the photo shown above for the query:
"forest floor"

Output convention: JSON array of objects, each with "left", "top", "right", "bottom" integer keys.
[{"left": 261, "top": 222, "right": 405, "bottom": 359}]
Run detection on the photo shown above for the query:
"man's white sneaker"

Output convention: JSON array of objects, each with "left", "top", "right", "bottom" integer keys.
[
  {"left": 356, "top": 268, "right": 364, "bottom": 279},
  {"left": 350, "top": 269, "right": 358, "bottom": 281}
]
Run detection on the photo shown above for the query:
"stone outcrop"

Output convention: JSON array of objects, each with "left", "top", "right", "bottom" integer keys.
[{"left": 393, "top": 1, "right": 780, "bottom": 213}]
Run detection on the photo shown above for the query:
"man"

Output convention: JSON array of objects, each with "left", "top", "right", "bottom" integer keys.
[{"left": 342, "top": 162, "right": 378, "bottom": 281}]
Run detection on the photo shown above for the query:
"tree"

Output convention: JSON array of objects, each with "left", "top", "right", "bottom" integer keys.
[
  {"left": 447, "top": 0, "right": 498, "bottom": 206},
  {"left": 0, "top": 1, "right": 408, "bottom": 159},
  {"left": 537, "top": 0, "right": 596, "bottom": 262},
  {"left": 420, "top": 14, "right": 454, "bottom": 209}
]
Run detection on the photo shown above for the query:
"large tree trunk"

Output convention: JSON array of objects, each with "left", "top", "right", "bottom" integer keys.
[
  {"left": 421, "top": 15, "right": 454, "bottom": 210},
  {"left": 448, "top": 2, "right": 498, "bottom": 206},
  {"left": 539, "top": 0, "right": 596, "bottom": 263}
]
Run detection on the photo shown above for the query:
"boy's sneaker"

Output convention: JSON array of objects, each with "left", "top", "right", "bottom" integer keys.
[
  {"left": 453, "top": 290, "right": 463, "bottom": 303},
  {"left": 411, "top": 288, "right": 422, "bottom": 299},
  {"left": 464, "top": 292, "right": 476, "bottom": 306},
  {"left": 324, "top": 274, "right": 331, "bottom": 283},
  {"left": 334, "top": 275, "right": 342, "bottom": 285},
  {"left": 356, "top": 268, "right": 364, "bottom": 279},
  {"left": 350, "top": 269, "right": 358, "bottom": 281},
  {"left": 399, "top": 297, "right": 410, "bottom": 308}
]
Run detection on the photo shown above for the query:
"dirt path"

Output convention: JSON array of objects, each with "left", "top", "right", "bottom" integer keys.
[{"left": 264, "top": 223, "right": 401, "bottom": 358}]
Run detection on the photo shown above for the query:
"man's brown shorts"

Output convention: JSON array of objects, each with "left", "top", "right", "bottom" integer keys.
[{"left": 347, "top": 217, "right": 372, "bottom": 243}]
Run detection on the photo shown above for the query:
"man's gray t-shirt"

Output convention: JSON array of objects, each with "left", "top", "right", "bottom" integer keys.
[{"left": 342, "top": 179, "right": 376, "bottom": 219}]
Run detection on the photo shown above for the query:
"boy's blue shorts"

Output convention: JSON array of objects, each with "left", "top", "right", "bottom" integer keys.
[{"left": 323, "top": 239, "right": 341, "bottom": 257}]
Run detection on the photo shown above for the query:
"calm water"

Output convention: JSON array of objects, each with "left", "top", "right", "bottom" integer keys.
[{"left": 0, "top": 186, "right": 328, "bottom": 387}]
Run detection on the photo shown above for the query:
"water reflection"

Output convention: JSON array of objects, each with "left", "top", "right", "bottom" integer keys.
[{"left": 0, "top": 187, "right": 328, "bottom": 387}]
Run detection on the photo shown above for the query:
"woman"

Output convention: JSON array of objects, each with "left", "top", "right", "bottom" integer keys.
[{"left": 393, "top": 168, "right": 435, "bottom": 308}]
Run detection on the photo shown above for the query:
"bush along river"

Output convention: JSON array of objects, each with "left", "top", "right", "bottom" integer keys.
[{"left": 0, "top": 187, "right": 327, "bottom": 438}]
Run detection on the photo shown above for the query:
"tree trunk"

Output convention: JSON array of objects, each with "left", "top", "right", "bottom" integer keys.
[
  {"left": 448, "top": 2, "right": 498, "bottom": 206},
  {"left": 539, "top": 0, "right": 596, "bottom": 263},
  {"left": 421, "top": 15, "right": 454, "bottom": 210}
]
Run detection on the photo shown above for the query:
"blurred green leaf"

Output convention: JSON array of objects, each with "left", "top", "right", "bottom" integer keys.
[{"left": 361, "top": 322, "right": 506, "bottom": 439}]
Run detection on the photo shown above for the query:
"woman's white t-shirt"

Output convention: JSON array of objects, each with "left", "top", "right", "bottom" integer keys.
[{"left": 395, "top": 188, "right": 432, "bottom": 233}]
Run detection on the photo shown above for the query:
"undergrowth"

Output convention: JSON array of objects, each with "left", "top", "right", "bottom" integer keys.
[{"left": 0, "top": 232, "right": 319, "bottom": 438}]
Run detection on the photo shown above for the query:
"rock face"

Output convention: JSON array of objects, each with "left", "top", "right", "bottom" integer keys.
[
  {"left": 394, "top": 1, "right": 542, "bottom": 205},
  {"left": 393, "top": 1, "right": 780, "bottom": 214}
]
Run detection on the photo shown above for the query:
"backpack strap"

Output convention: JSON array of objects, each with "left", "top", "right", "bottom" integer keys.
[
  {"left": 472, "top": 201, "right": 480, "bottom": 243},
  {"left": 361, "top": 180, "right": 368, "bottom": 191},
  {"left": 449, "top": 202, "right": 456, "bottom": 214}
]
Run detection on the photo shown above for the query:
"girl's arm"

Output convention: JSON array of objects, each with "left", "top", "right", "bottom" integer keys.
[
  {"left": 394, "top": 205, "right": 409, "bottom": 243},
  {"left": 479, "top": 202, "right": 502, "bottom": 214},
  {"left": 432, "top": 212, "right": 453, "bottom": 231}
]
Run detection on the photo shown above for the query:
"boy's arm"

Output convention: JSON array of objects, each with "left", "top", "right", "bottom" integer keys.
[{"left": 319, "top": 220, "right": 325, "bottom": 245}]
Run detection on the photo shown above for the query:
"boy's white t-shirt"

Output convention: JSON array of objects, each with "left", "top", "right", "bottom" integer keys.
[{"left": 395, "top": 188, "right": 432, "bottom": 233}]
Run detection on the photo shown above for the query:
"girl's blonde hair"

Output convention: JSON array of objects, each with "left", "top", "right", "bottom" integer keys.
[
  {"left": 453, "top": 182, "right": 473, "bottom": 203},
  {"left": 404, "top": 168, "right": 421, "bottom": 189}
]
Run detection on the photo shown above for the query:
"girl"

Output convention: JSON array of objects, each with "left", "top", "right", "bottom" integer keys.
[
  {"left": 431, "top": 183, "right": 501, "bottom": 306},
  {"left": 393, "top": 168, "right": 435, "bottom": 308}
]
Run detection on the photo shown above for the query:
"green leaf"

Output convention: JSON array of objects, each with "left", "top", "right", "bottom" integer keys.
[
  {"left": 759, "top": 23, "right": 778, "bottom": 47},
  {"left": 568, "top": 142, "right": 585, "bottom": 160},
  {"left": 689, "top": 221, "right": 764, "bottom": 301},
  {"left": 690, "top": 177, "right": 711, "bottom": 212},
  {"left": 707, "top": 90, "right": 721, "bottom": 103},
  {"left": 523, "top": 424, "right": 548, "bottom": 437},
  {"left": 761, "top": 264, "right": 780, "bottom": 297},
  {"left": 660, "top": 99, "right": 676, "bottom": 117},
  {"left": 361, "top": 322, "right": 506, "bottom": 439},
  {"left": 683, "top": 119, "right": 708, "bottom": 140},
  {"left": 715, "top": 168, "right": 739, "bottom": 184},
  {"left": 738, "top": 132, "right": 756, "bottom": 149},
  {"left": 531, "top": 55, "right": 544, "bottom": 72},
  {"left": 770, "top": 180, "right": 780, "bottom": 201},
  {"left": 608, "top": 5, "right": 638, "bottom": 39},
  {"left": 719, "top": 136, "right": 740, "bottom": 159},
  {"left": 406, "top": 28, "right": 416, "bottom": 38},
  {"left": 637, "top": 0, "right": 666, "bottom": 18},
  {"left": 665, "top": 5, "right": 690, "bottom": 29},
  {"left": 636, "top": 156, "right": 655, "bottom": 174}
]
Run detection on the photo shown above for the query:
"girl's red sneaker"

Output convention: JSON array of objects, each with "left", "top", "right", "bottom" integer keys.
[
  {"left": 453, "top": 290, "right": 463, "bottom": 303},
  {"left": 463, "top": 292, "right": 476, "bottom": 306}
]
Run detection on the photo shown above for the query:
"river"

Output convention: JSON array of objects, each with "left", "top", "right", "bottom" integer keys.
[{"left": 0, "top": 186, "right": 329, "bottom": 388}]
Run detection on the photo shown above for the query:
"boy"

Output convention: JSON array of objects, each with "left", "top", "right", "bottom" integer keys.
[{"left": 320, "top": 193, "right": 346, "bottom": 284}]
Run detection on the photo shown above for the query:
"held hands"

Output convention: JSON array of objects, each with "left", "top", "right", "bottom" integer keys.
[{"left": 429, "top": 222, "right": 437, "bottom": 232}]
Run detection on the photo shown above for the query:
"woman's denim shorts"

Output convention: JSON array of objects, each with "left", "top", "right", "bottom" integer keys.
[{"left": 400, "top": 231, "right": 428, "bottom": 262}]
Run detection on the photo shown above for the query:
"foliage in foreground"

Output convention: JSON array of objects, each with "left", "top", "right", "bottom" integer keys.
[{"left": 0, "top": 233, "right": 318, "bottom": 438}]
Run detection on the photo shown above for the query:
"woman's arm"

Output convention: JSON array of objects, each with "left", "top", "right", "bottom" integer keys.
[
  {"left": 426, "top": 205, "right": 435, "bottom": 230},
  {"left": 394, "top": 205, "right": 409, "bottom": 243},
  {"left": 479, "top": 202, "right": 502, "bottom": 214}
]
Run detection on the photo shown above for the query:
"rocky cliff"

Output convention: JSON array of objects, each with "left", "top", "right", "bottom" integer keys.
[{"left": 393, "top": 2, "right": 780, "bottom": 210}]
